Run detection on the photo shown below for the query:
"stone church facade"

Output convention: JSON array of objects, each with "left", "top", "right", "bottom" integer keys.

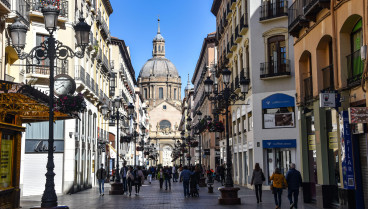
[{"left": 138, "top": 19, "right": 182, "bottom": 166}]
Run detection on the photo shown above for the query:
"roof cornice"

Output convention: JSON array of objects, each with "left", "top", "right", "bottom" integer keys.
[
  {"left": 102, "top": 0, "right": 113, "bottom": 16},
  {"left": 111, "top": 37, "right": 137, "bottom": 85},
  {"left": 192, "top": 33, "right": 216, "bottom": 84},
  {"left": 211, "top": 0, "right": 222, "bottom": 16}
]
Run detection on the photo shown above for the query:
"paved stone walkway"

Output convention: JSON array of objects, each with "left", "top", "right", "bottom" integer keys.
[{"left": 20, "top": 179, "right": 319, "bottom": 209}]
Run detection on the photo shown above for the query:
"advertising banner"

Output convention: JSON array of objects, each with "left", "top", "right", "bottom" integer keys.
[
  {"left": 349, "top": 107, "right": 368, "bottom": 124},
  {"left": 264, "top": 113, "right": 295, "bottom": 128},
  {"left": 340, "top": 111, "right": 355, "bottom": 189},
  {"left": 0, "top": 138, "right": 12, "bottom": 188}
]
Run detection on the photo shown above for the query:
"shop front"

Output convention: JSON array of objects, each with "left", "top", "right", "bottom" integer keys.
[{"left": 0, "top": 81, "right": 71, "bottom": 208}]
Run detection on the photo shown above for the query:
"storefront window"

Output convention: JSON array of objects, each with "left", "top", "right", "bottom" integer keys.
[{"left": 0, "top": 133, "right": 13, "bottom": 189}]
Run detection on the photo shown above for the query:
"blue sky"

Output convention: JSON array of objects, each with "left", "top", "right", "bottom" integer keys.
[{"left": 109, "top": 0, "right": 216, "bottom": 98}]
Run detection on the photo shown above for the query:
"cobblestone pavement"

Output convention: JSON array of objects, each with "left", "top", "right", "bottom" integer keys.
[{"left": 20, "top": 179, "right": 319, "bottom": 209}]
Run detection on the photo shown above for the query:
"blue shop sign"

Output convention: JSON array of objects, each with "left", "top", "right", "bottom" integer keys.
[
  {"left": 263, "top": 139, "right": 297, "bottom": 148},
  {"left": 262, "top": 93, "right": 295, "bottom": 109}
]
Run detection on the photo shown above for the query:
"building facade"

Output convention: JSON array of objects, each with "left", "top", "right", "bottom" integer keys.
[
  {"left": 138, "top": 19, "right": 182, "bottom": 166},
  {"left": 212, "top": 0, "right": 299, "bottom": 188},
  {"left": 289, "top": 0, "right": 368, "bottom": 207}
]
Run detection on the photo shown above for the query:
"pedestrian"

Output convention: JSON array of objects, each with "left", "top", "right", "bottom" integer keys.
[
  {"left": 219, "top": 164, "right": 225, "bottom": 186},
  {"left": 157, "top": 168, "right": 164, "bottom": 189},
  {"left": 180, "top": 166, "right": 193, "bottom": 198},
  {"left": 286, "top": 163, "right": 302, "bottom": 209},
  {"left": 164, "top": 166, "right": 172, "bottom": 190},
  {"left": 178, "top": 165, "right": 183, "bottom": 182},
  {"left": 148, "top": 169, "right": 152, "bottom": 184},
  {"left": 172, "top": 165, "right": 177, "bottom": 182},
  {"left": 96, "top": 163, "right": 107, "bottom": 196},
  {"left": 120, "top": 162, "right": 128, "bottom": 193},
  {"left": 126, "top": 166, "right": 134, "bottom": 196},
  {"left": 251, "top": 163, "right": 266, "bottom": 203},
  {"left": 134, "top": 166, "right": 144, "bottom": 195},
  {"left": 270, "top": 167, "right": 288, "bottom": 209}
]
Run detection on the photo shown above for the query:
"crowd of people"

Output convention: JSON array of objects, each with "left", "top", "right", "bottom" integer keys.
[{"left": 96, "top": 161, "right": 303, "bottom": 209}]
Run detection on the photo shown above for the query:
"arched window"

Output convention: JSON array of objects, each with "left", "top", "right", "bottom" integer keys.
[
  {"left": 160, "top": 120, "right": 171, "bottom": 130},
  {"left": 159, "top": 87, "right": 163, "bottom": 99},
  {"left": 348, "top": 19, "right": 363, "bottom": 84},
  {"left": 267, "top": 35, "right": 286, "bottom": 75}
]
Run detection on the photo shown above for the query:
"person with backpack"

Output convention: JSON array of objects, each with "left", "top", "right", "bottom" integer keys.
[
  {"left": 270, "top": 167, "right": 288, "bottom": 209},
  {"left": 133, "top": 166, "right": 144, "bottom": 195},
  {"left": 251, "top": 163, "right": 266, "bottom": 203}
]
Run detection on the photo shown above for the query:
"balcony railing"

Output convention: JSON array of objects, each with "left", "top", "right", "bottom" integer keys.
[
  {"left": 260, "top": 0, "right": 288, "bottom": 21},
  {"left": 97, "top": 49, "right": 102, "bottom": 63},
  {"left": 102, "top": 53, "right": 109, "bottom": 72},
  {"left": 96, "top": 84, "right": 99, "bottom": 97},
  {"left": 260, "top": 59, "right": 290, "bottom": 78},
  {"left": 26, "top": 59, "right": 68, "bottom": 76},
  {"left": 91, "top": 79, "right": 95, "bottom": 93},
  {"left": 321, "top": 64, "right": 334, "bottom": 91},
  {"left": 347, "top": 49, "right": 364, "bottom": 87},
  {"left": 100, "top": 18, "right": 110, "bottom": 40},
  {"left": 235, "top": 25, "right": 241, "bottom": 43},
  {"left": 1, "top": 0, "right": 10, "bottom": 9},
  {"left": 10, "top": 0, "right": 30, "bottom": 26},
  {"left": 303, "top": 0, "right": 330, "bottom": 21},
  {"left": 4, "top": 74, "right": 15, "bottom": 82},
  {"left": 28, "top": 0, "right": 68, "bottom": 18},
  {"left": 234, "top": 75, "right": 239, "bottom": 89},
  {"left": 75, "top": 65, "right": 85, "bottom": 83},
  {"left": 304, "top": 76, "right": 313, "bottom": 102},
  {"left": 288, "top": 0, "right": 308, "bottom": 37},
  {"left": 86, "top": 73, "right": 91, "bottom": 89},
  {"left": 239, "top": 13, "right": 248, "bottom": 35}
]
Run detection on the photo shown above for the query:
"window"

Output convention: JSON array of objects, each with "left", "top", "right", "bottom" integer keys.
[
  {"left": 347, "top": 19, "right": 363, "bottom": 85},
  {"left": 248, "top": 111, "right": 253, "bottom": 131},
  {"left": 163, "top": 105, "right": 167, "bottom": 110},
  {"left": 159, "top": 87, "right": 163, "bottom": 99},
  {"left": 144, "top": 88, "right": 147, "bottom": 99},
  {"left": 36, "top": 34, "right": 50, "bottom": 72},
  {"left": 267, "top": 35, "right": 287, "bottom": 75},
  {"left": 159, "top": 120, "right": 171, "bottom": 130},
  {"left": 174, "top": 89, "right": 176, "bottom": 99}
]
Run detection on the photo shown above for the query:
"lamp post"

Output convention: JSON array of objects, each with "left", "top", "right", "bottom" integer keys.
[
  {"left": 196, "top": 110, "right": 202, "bottom": 170},
  {"left": 9, "top": 5, "right": 90, "bottom": 208},
  {"left": 101, "top": 97, "right": 126, "bottom": 195},
  {"left": 204, "top": 69, "right": 249, "bottom": 205},
  {"left": 186, "top": 116, "right": 192, "bottom": 166}
]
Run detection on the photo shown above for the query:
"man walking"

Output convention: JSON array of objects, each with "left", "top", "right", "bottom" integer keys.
[
  {"left": 286, "top": 163, "right": 302, "bottom": 209},
  {"left": 96, "top": 163, "right": 107, "bottom": 196},
  {"left": 164, "top": 166, "right": 172, "bottom": 190},
  {"left": 180, "top": 166, "right": 193, "bottom": 198},
  {"left": 120, "top": 162, "right": 128, "bottom": 193}
]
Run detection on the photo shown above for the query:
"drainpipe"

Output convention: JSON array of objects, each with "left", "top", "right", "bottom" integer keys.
[
  {"left": 331, "top": 0, "right": 339, "bottom": 90},
  {"left": 361, "top": 0, "right": 368, "bottom": 92}
]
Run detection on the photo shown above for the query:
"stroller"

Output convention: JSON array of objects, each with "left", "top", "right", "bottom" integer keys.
[{"left": 189, "top": 175, "right": 199, "bottom": 197}]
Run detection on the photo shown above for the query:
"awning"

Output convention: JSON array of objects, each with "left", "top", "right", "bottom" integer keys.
[
  {"left": 0, "top": 81, "right": 73, "bottom": 123},
  {"left": 262, "top": 93, "right": 295, "bottom": 109},
  {"left": 5, "top": 46, "right": 18, "bottom": 65}
]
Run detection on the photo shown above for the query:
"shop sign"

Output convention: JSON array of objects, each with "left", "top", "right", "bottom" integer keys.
[
  {"left": 319, "top": 92, "right": 338, "bottom": 108},
  {"left": 262, "top": 139, "right": 296, "bottom": 148},
  {"left": 349, "top": 107, "right": 368, "bottom": 124},
  {"left": 340, "top": 111, "right": 355, "bottom": 189},
  {"left": 328, "top": 132, "right": 338, "bottom": 149},
  {"left": 25, "top": 140, "right": 64, "bottom": 153},
  {"left": 0, "top": 138, "right": 13, "bottom": 188},
  {"left": 204, "top": 149, "right": 210, "bottom": 155},
  {"left": 308, "top": 135, "right": 316, "bottom": 150}
]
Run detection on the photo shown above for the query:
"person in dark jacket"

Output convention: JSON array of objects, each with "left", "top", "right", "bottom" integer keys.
[
  {"left": 180, "top": 166, "right": 193, "bottom": 197},
  {"left": 96, "top": 163, "right": 107, "bottom": 196},
  {"left": 286, "top": 163, "right": 302, "bottom": 209},
  {"left": 251, "top": 163, "right": 265, "bottom": 203},
  {"left": 164, "top": 166, "right": 172, "bottom": 190}
]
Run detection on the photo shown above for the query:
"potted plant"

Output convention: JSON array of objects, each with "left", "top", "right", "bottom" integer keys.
[
  {"left": 208, "top": 121, "right": 225, "bottom": 132},
  {"left": 55, "top": 93, "right": 86, "bottom": 115}
]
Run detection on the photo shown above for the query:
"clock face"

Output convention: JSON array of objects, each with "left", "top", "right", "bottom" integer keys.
[{"left": 54, "top": 74, "right": 76, "bottom": 96}]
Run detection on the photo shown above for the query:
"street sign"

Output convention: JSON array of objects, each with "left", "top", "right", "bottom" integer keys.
[
  {"left": 349, "top": 107, "right": 368, "bottom": 123},
  {"left": 319, "top": 92, "right": 338, "bottom": 108}
]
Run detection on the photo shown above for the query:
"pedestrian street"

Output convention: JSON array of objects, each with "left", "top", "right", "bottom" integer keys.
[{"left": 20, "top": 180, "right": 320, "bottom": 209}]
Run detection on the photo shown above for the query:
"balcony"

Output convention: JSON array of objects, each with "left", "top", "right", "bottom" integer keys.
[
  {"left": 29, "top": 0, "right": 68, "bottom": 20},
  {"left": 0, "top": 0, "right": 10, "bottom": 16},
  {"left": 26, "top": 59, "right": 68, "bottom": 79},
  {"left": 230, "top": 0, "right": 237, "bottom": 10},
  {"left": 239, "top": 13, "right": 249, "bottom": 35},
  {"left": 102, "top": 53, "right": 109, "bottom": 72},
  {"left": 8, "top": 0, "right": 30, "bottom": 26},
  {"left": 75, "top": 65, "right": 85, "bottom": 83},
  {"left": 85, "top": 73, "right": 91, "bottom": 89},
  {"left": 234, "top": 75, "right": 239, "bottom": 89},
  {"left": 321, "top": 64, "right": 334, "bottom": 91},
  {"left": 226, "top": 42, "right": 233, "bottom": 58},
  {"left": 96, "top": 11, "right": 101, "bottom": 24},
  {"left": 97, "top": 49, "right": 102, "bottom": 63},
  {"left": 303, "top": 0, "right": 330, "bottom": 21},
  {"left": 230, "top": 36, "right": 237, "bottom": 51},
  {"left": 226, "top": 3, "right": 232, "bottom": 19},
  {"left": 235, "top": 25, "right": 241, "bottom": 43},
  {"left": 260, "top": 59, "right": 290, "bottom": 79},
  {"left": 304, "top": 77, "right": 313, "bottom": 102},
  {"left": 260, "top": 0, "right": 288, "bottom": 21},
  {"left": 288, "top": 0, "right": 309, "bottom": 38},
  {"left": 100, "top": 18, "right": 110, "bottom": 40},
  {"left": 347, "top": 49, "right": 364, "bottom": 87}
]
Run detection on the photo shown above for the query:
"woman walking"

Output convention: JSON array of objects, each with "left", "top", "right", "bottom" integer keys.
[
  {"left": 251, "top": 163, "right": 265, "bottom": 203},
  {"left": 157, "top": 168, "right": 164, "bottom": 189},
  {"left": 126, "top": 166, "right": 134, "bottom": 196},
  {"left": 134, "top": 166, "right": 144, "bottom": 195},
  {"left": 270, "top": 168, "right": 288, "bottom": 209}
]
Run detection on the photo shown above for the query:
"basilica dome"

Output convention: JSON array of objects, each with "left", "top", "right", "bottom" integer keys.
[{"left": 139, "top": 57, "right": 179, "bottom": 78}]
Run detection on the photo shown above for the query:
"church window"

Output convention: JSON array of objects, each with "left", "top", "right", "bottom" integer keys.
[
  {"left": 174, "top": 89, "right": 176, "bottom": 100},
  {"left": 159, "top": 120, "right": 171, "bottom": 130},
  {"left": 159, "top": 87, "right": 163, "bottom": 99},
  {"left": 144, "top": 88, "right": 147, "bottom": 99},
  {"left": 159, "top": 45, "right": 161, "bottom": 51},
  {"left": 163, "top": 105, "right": 167, "bottom": 110}
]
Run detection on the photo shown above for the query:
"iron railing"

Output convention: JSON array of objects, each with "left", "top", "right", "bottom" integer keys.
[
  {"left": 28, "top": 0, "right": 68, "bottom": 18},
  {"left": 75, "top": 65, "right": 85, "bottom": 83},
  {"left": 239, "top": 13, "right": 248, "bottom": 32},
  {"left": 260, "top": 59, "right": 290, "bottom": 78},
  {"left": 11, "top": 0, "right": 30, "bottom": 26},
  {"left": 26, "top": 59, "right": 68, "bottom": 75},
  {"left": 347, "top": 49, "right": 364, "bottom": 87},
  {"left": 321, "top": 64, "right": 334, "bottom": 91},
  {"left": 260, "top": 0, "right": 288, "bottom": 21},
  {"left": 1, "top": 0, "right": 10, "bottom": 9},
  {"left": 102, "top": 53, "right": 109, "bottom": 71},
  {"left": 288, "top": 0, "right": 304, "bottom": 30},
  {"left": 86, "top": 73, "right": 91, "bottom": 89}
]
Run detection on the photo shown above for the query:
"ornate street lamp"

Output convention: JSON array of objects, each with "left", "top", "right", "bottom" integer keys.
[
  {"left": 204, "top": 69, "right": 250, "bottom": 205},
  {"left": 133, "top": 122, "right": 138, "bottom": 167},
  {"left": 8, "top": 4, "right": 90, "bottom": 208}
]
